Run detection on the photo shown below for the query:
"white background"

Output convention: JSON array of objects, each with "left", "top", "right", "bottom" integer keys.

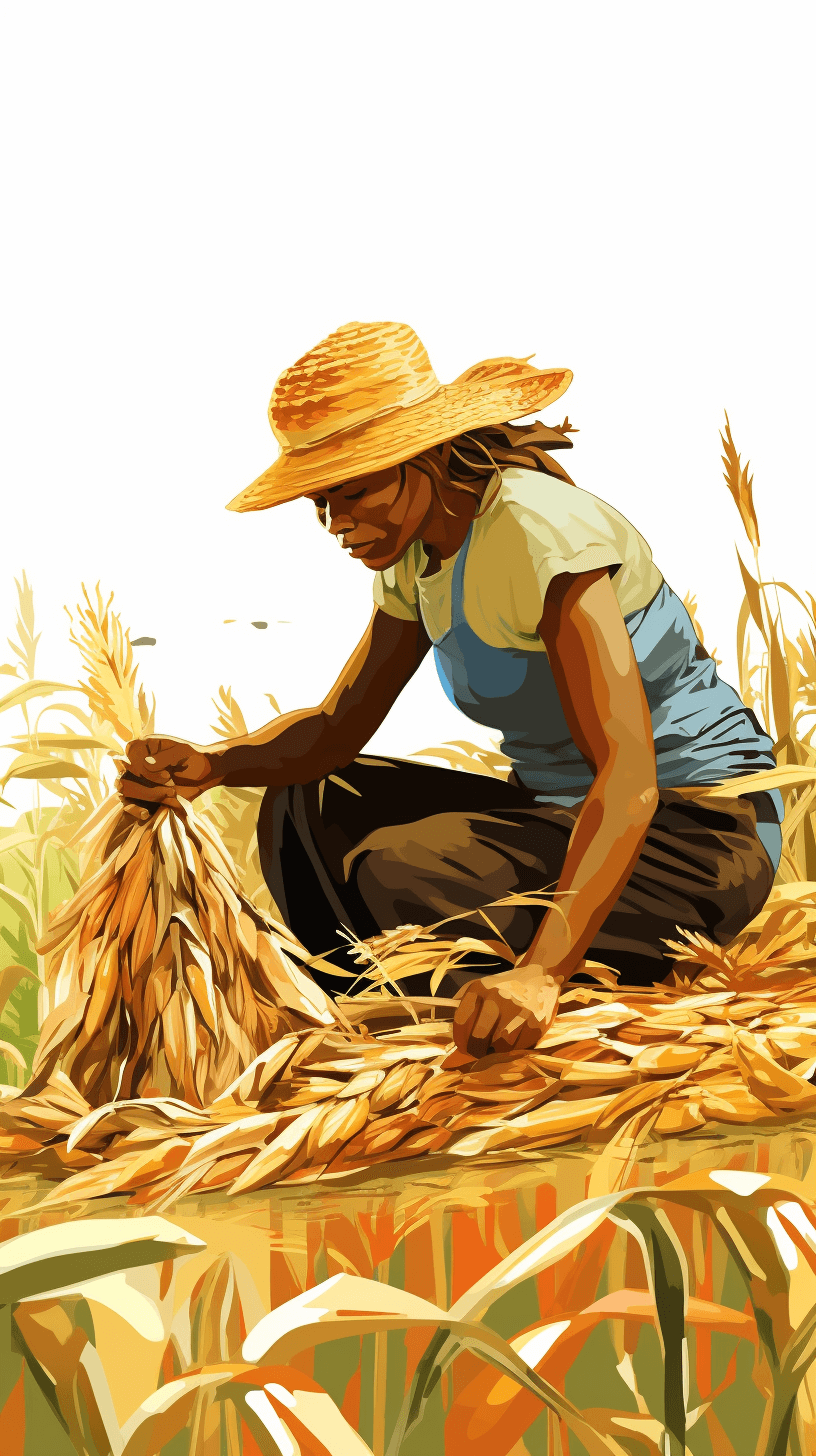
[{"left": 1, "top": 1, "right": 814, "bottom": 811}]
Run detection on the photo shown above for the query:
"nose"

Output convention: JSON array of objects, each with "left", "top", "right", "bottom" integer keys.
[{"left": 326, "top": 505, "right": 356, "bottom": 537}]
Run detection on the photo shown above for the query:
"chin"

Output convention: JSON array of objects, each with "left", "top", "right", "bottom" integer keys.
[{"left": 356, "top": 545, "right": 405, "bottom": 571}]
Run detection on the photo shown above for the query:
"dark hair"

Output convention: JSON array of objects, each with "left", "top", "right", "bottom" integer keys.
[
  {"left": 313, "top": 417, "right": 576, "bottom": 526},
  {"left": 405, "top": 418, "right": 577, "bottom": 511}
]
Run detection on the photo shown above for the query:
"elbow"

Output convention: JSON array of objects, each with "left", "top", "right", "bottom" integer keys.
[
  {"left": 625, "top": 756, "right": 659, "bottom": 827},
  {"left": 597, "top": 747, "right": 658, "bottom": 827},
  {"left": 317, "top": 709, "right": 364, "bottom": 774},
  {"left": 632, "top": 780, "right": 659, "bottom": 824}
]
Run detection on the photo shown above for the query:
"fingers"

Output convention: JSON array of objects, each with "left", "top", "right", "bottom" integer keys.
[
  {"left": 467, "top": 999, "right": 502, "bottom": 1059},
  {"left": 492, "top": 1014, "right": 539, "bottom": 1056},
  {"left": 454, "top": 972, "right": 561, "bottom": 1059},
  {"left": 116, "top": 776, "right": 175, "bottom": 803},
  {"left": 453, "top": 990, "right": 482, "bottom": 1054},
  {"left": 125, "top": 738, "right": 185, "bottom": 777},
  {"left": 455, "top": 988, "right": 518, "bottom": 1058},
  {"left": 122, "top": 802, "right": 154, "bottom": 822}
]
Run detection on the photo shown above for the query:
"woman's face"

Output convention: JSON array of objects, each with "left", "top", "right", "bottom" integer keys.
[{"left": 308, "top": 462, "right": 432, "bottom": 571}]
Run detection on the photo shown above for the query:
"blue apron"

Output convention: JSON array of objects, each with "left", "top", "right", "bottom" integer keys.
[{"left": 428, "top": 522, "right": 784, "bottom": 870}]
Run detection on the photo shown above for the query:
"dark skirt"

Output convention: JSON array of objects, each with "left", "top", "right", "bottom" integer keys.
[{"left": 257, "top": 756, "right": 777, "bottom": 996}]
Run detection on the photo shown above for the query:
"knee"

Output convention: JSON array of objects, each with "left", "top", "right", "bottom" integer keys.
[
  {"left": 708, "top": 853, "right": 775, "bottom": 945},
  {"left": 354, "top": 844, "right": 400, "bottom": 901},
  {"left": 347, "top": 814, "right": 472, "bottom": 886}
]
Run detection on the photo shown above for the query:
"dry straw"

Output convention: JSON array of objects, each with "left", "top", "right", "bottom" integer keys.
[
  {"left": 4, "top": 877, "right": 816, "bottom": 1209},
  {"left": 27, "top": 797, "right": 336, "bottom": 1109},
  {"left": 3, "top": 416, "right": 816, "bottom": 1213}
]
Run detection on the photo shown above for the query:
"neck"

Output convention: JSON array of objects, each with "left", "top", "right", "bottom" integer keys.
[{"left": 420, "top": 474, "right": 493, "bottom": 564}]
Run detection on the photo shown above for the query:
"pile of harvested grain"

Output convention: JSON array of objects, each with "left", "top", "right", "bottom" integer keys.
[
  {"left": 3, "top": 879, "right": 816, "bottom": 1209},
  {"left": 26, "top": 798, "right": 336, "bottom": 1109}
]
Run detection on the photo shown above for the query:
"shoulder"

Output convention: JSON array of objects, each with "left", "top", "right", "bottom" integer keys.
[
  {"left": 482, "top": 467, "right": 658, "bottom": 573},
  {"left": 492, "top": 467, "right": 630, "bottom": 539},
  {"left": 471, "top": 468, "right": 617, "bottom": 567},
  {"left": 465, "top": 467, "right": 662, "bottom": 638}
]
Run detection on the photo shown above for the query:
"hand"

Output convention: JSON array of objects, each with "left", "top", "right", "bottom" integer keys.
[
  {"left": 453, "top": 962, "right": 562, "bottom": 1059},
  {"left": 117, "top": 736, "right": 224, "bottom": 818}
]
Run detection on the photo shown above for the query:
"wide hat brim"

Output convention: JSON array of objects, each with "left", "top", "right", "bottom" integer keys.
[{"left": 227, "top": 360, "right": 573, "bottom": 512}]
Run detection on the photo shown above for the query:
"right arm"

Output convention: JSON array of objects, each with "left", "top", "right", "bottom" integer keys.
[{"left": 120, "top": 609, "right": 430, "bottom": 805}]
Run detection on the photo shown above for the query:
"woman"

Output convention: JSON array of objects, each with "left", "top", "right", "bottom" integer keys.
[{"left": 120, "top": 320, "right": 783, "bottom": 1059}]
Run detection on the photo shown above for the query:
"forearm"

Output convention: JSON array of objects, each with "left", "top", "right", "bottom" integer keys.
[
  {"left": 211, "top": 708, "right": 360, "bottom": 789},
  {"left": 205, "top": 612, "right": 428, "bottom": 790},
  {"left": 521, "top": 764, "right": 658, "bottom": 979}
]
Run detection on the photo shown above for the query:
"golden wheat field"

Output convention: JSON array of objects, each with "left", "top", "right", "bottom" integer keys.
[{"left": 2, "top": 420, "right": 816, "bottom": 1455}]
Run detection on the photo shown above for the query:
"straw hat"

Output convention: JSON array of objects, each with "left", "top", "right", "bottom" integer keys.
[{"left": 227, "top": 321, "right": 572, "bottom": 512}]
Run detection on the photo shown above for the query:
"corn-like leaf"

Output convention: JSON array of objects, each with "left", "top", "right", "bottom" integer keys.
[
  {"left": 0, "top": 680, "right": 76, "bottom": 716},
  {"left": 243, "top": 1372, "right": 375, "bottom": 1455},
  {"left": 445, "top": 1293, "right": 754, "bottom": 1456},
  {"left": 0, "top": 1039, "right": 27, "bottom": 1073},
  {"left": 13, "top": 1300, "right": 123, "bottom": 1456},
  {"left": 120, "top": 1370, "right": 234, "bottom": 1456},
  {"left": 0, "top": 879, "right": 38, "bottom": 939},
  {"left": 610, "top": 1202, "right": 687, "bottom": 1456},
  {"left": 737, "top": 550, "right": 768, "bottom": 644},
  {"left": 5, "top": 733, "right": 112, "bottom": 752},
  {"left": 0, "top": 1216, "right": 205, "bottom": 1305},
  {"left": 703, "top": 765, "right": 816, "bottom": 798},
  {"left": 2, "top": 752, "right": 92, "bottom": 787},
  {"left": 450, "top": 1190, "right": 637, "bottom": 1322},
  {"left": 245, "top": 1274, "right": 628, "bottom": 1456}
]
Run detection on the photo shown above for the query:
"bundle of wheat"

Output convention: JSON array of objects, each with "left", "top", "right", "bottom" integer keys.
[
  {"left": 3, "top": 878, "right": 816, "bottom": 1211},
  {"left": 24, "top": 796, "right": 336, "bottom": 1110}
]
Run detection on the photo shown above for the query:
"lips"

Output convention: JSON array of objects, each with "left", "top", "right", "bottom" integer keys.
[{"left": 342, "top": 537, "right": 377, "bottom": 558}]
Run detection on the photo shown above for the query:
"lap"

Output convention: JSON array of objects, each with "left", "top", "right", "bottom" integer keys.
[{"left": 259, "top": 757, "right": 775, "bottom": 990}]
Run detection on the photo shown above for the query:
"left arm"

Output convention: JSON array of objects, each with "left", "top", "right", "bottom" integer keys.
[{"left": 453, "top": 567, "right": 659, "bottom": 1057}]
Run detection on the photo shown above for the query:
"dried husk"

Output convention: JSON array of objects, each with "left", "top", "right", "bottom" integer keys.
[
  {"left": 26, "top": 799, "right": 335, "bottom": 1109},
  {"left": 5, "top": 844, "right": 816, "bottom": 1209}
]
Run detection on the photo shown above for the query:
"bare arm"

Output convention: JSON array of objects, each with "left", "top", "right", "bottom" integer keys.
[
  {"left": 122, "top": 609, "right": 430, "bottom": 801},
  {"left": 454, "top": 567, "right": 658, "bottom": 1056},
  {"left": 219, "top": 609, "right": 430, "bottom": 786},
  {"left": 520, "top": 566, "right": 658, "bottom": 970}
]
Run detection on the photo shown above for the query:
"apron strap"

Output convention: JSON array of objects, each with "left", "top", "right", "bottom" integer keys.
[{"left": 450, "top": 520, "right": 475, "bottom": 628}]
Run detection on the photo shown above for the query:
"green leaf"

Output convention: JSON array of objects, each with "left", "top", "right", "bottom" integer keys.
[
  {"left": 0, "top": 681, "right": 76, "bottom": 716},
  {"left": 0, "top": 830, "right": 40, "bottom": 855},
  {"left": 0, "top": 962, "right": 37, "bottom": 1017},
  {"left": 611, "top": 1202, "right": 687, "bottom": 1456},
  {"left": 0, "top": 1039, "right": 27, "bottom": 1072},
  {"left": 0, "top": 879, "right": 38, "bottom": 939}
]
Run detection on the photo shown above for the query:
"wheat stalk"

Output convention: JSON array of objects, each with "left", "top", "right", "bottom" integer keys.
[
  {"left": 5, "top": 878, "right": 816, "bottom": 1208},
  {"left": 721, "top": 411, "right": 760, "bottom": 551},
  {"left": 66, "top": 584, "right": 155, "bottom": 746},
  {"left": 210, "top": 685, "right": 248, "bottom": 740},
  {"left": 22, "top": 797, "right": 336, "bottom": 1111}
]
